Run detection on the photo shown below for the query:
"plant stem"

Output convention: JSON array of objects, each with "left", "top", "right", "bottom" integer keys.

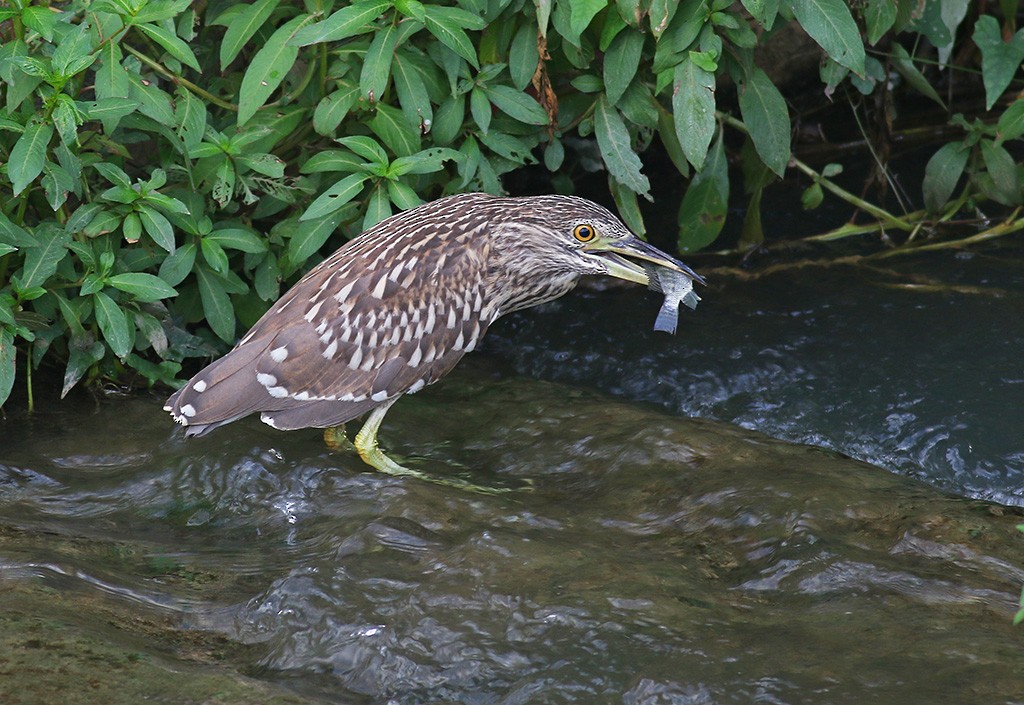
[
  {"left": 871, "top": 209, "right": 1024, "bottom": 259},
  {"left": 123, "top": 45, "right": 237, "bottom": 111}
]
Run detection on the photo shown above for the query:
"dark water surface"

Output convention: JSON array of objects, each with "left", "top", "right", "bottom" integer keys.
[{"left": 2, "top": 245, "right": 1024, "bottom": 704}]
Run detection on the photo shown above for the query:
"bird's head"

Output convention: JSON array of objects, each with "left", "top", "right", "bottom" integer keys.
[{"left": 499, "top": 195, "right": 705, "bottom": 288}]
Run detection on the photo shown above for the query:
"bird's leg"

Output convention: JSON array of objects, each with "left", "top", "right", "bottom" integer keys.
[{"left": 351, "top": 400, "right": 521, "bottom": 494}]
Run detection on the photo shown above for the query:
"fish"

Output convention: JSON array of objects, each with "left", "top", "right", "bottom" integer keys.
[{"left": 643, "top": 263, "right": 701, "bottom": 335}]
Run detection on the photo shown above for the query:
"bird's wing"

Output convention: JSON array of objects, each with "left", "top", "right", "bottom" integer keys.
[{"left": 167, "top": 211, "right": 492, "bottom": 432}]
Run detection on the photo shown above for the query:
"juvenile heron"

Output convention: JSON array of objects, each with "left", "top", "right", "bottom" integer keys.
[{"left": 165, "top": 193, "right": 703, "bottom": 480}]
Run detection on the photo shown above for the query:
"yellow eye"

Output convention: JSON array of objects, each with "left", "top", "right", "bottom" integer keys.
[{"left": 573, "top": 224, "right": 597, "bottom": 242}]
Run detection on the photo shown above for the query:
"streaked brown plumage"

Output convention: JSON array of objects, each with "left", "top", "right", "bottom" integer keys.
[{"left": 165, "top": 193, "right": 703, "bottom": 479}]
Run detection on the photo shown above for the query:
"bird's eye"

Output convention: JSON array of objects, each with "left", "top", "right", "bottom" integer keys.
[{"left": 573, "top": 224, "right": 597, "bottom": 242}]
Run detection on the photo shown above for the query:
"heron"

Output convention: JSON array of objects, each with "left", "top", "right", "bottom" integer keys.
[{"left": 165, "top": 193, "right": 704, "bottom": 483}]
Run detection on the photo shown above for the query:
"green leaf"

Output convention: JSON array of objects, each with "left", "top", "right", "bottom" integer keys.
[
  {"left": 88, "top": 96, "right": 139, "bottom": 134},
  {"left": 389, "top": 147, "right": 461, "bottom": 175},
  {"left": 672, "top": 56, "right": 716, "bottom": 171},
  {"left": 158, "top": 241, "right": 196, "bottom": 286},
  {"left": 95, "top": 41, "right": 130, "bottom": 100},
  {"left": 387, "top": 180, "right": 422, "bottom": 209},
  {"left": 301, "top": 172, "right": 370, "bottom": 220},
  {"left": 594, "top": 96, "right": 650, "bottom": 197},
  {"left": 603, "top": 29, "right": 644, "bottom": 104},
  {"left": 237, "top": 16, "right": 305, "bottom": 125},
  {"left": 62, "top": 337, "right": 105, "bottom": 399},
  {"left": 786, "top": 0, "right": 865, "bottom": 75},
  {"left": 863, "top": 0, "right": 896, "bottom": 45},
  {"left": 609, "top": 177, "right": 646, "bottom": 236},
  {"left": 509, "top": 22, "right": 539, "bottom": 91},
  {"left": 201, "top": 237, "right": 229, "bottom": 273},
  {"left": 0, "top": 329, "right": 16, "bottom": 409},
  {"left": 236, "top": 153, "right": 286, "bottom": 177},
  {"left": 423, "top": 6, "right": 479, "bottom": 68},
  {"left": 339, "top": 135, "right": 388, "bottom": 163},
  {"left": 470, "top": 87, "right": 491, "bottom": 134},
  {"left": 922, "top": 141, "right": 969, "bottom": 213},
  {"left": 890, "top": 44, "right": 945, "bottom": 108},
  {"left": 9, "top": 120, "right": 53, "bottom": 196},
  {"left": 174, "top": 86, "right": 206, "bottom": 149},
  {"left": 207, "top": 227, "right": 268, "bottom": 253},
  {"left": 290, "top": 0, "right": 391, "bottom": 46},
  {"left": 997, "top": 98, "right": 1024, "bottom": 143},
  {"left": 287, "top": 210, "right": 347, "bottom": 264},
  {"left": 123, "top": 211, "right": 143, "bottom": 242},
  {"left": 678, "top": 129, "right": 728, "bottom": 251},
  {"left": 313, "top": 84, "right": 360, "bottom": 135},
  {"left": 370, "top": 103, "right": 421, "bottom": 156},
  {"left": 363, "top": 182, "right": 392, "bottom": 229},
  {"left": 393, "top": 50, "right": 433, "bottom": 131},
  {"left": 135, "top": 22, "right": 201, "bottom": 72},
  {"left": 108, "top": 273, "right": 178, "bottom": 302},
  {"left": 980, "top": 139, "right": 1022, "bottom": 204},
  {"left": 361, "top": 22, "right": 402, "bottom": 102},
  {"left": 20, "top": 224, "right": 70, "bottom": 289},
  {"left": 482, "top": 84, "right": 549, "bottom": 125},
  {"left": 195, "top": 266, "right": 236, "bottom": 343},
  {"left": 973, "top": 15, "right": 1024, "bottom": 111},
  {"left": 22, "top": 5, "right": 57, "bottom": 41},
  {"left": 801, "top": 181, "right": 823, "bottom": 209},
  {"left": 126, "top": 71, "right": 176, "bottom": 126},
  {"left": 301, "top": 149, "right": 368, "bottom": 173},
  {"left": 737, "top": 67, "right": 790, "bottom": 177},
  {"left": 221, "top": 0, "right": 281, "bottom": 69},
  {"left": 568, "top": 0, "right": 605, "bottom": 42},
  {"left": 94, "top": 290, "right": 133, "bottom": 358}
]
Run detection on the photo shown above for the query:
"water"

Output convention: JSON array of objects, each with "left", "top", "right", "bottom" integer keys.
[
  {"left": 488, "top": 245, "right": 1024, "bottom": 506},
  {"left": 1, "top": 244, "right": 1023, "bottom": 704}
]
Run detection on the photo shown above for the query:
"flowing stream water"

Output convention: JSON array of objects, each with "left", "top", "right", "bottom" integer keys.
[{"left": 1, "top": 242, "right": 1023, "bottom": 704}]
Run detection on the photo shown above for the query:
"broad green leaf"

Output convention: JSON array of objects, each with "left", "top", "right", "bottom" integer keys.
[
  {"left": 387, "top": 180, "right": 422, "bottom": 209},
  {"left": 138, "top": 203, "right": 176, "bottom": 252},
  {"left": 544, "top": 138, "right": 564, "bottom": 171},
  {"left": 594, "top": 96, "right": 650, "bottom": 197},
  {"left": 237, "top": 16, "right": 305, "bottom": 125},
  {"left": 891, "top": 44, "right": 945, "bottom": 108},
  {"left": 482, "top": 84, "right": 549, "bottom": 125},
  {"left": 0, "top": 211, "right": 37, "bottom": 247},
  {"left": 212, "top": 157, "right": 236, "bottom": 207},
  {"left": 290, "top": 0, "right": 391, "bottom": 46},
  {"left": 0, "top": 330, "right": 16, "bottom": 409},
  {"left": 604, "top": 30, "right": 645, "bottom": 104},
  {"left": 236, "top": 153, "right": 286, "bottom": 177},
  {"left": 922, "top": 142, "right": 969, "bottom": 213},
  {"left": 313, "top": 84, "right": 360, "bottom": 135},
  {"left": 649, "top": 0, "right": 679, "bottom": 38},
  {"left": 568, "top": 0, "right": 605, "bottom": 42},
  {"left": 301, "top": 150, "right": 368, "bottom": 173},
  {"left": 786, "top": 0, "right": 865, "bottom": 75},
  {"left": 20, "top": 224, "right": 70, "bottom": 289},
  {"left": 126, "top": 71, "right": 176, "bottom": 125},
  {"left": 980, "top": 139, "right": 1022, "bottom": 204},
  {"left": 201, "top": 237, "right": 229, "bottom": 273},
  {"left": 737, "top": 67, "right": 790, "bottom": 176},
  {"left": 389, "top": 147, "right": 461, "bottom": 175},
  {"left": 52, "top": 96, "right": 81, "bottom": 147},
  {"left": 158, "top": 241, "right": 196, "bottom": 286},
  {"left": 88, "top": 96, "right": 138, "bottom": 134},
  {"left": 136, "top": 22, "right": 201, "bottom": 71},
  {"left": 363, "top": 182, "right": 392, "bottom": 230},
  {"left": 207, "top": 227, "right": 268, "bottom": 253},
  {"left": 470, "top": 87, "right": 491, "bottom": 134},
  {"left": 123, "top": 211, "right": 143, "bottom": 242},
  {"left": 361, "top": 22, "right": 402, "bottom": 102},
  {"left": 95, "top": 41, "right": 129, "bottom": 100},
  {"left": 997, "top": 98, "right": 1024, "bottom": 142},
  {"left": 301, "top": 172, "right": 370, "bottom": 220},
  {"left": 339, "top": 135, "right": 388, "bottom": 163},
  {"left": 672, "top": 56, "right": 715, "bottom": 170},
  {"left": 423, "top": 6, "right": 479, "bottom": 68},
  {"left": 221, "top": 0, "right": 281, "bottom": 69},
  {"left": 22, "top": 5, "right": 57, "bottom": 41},
  {"left": 801, "top": 182, "right": 823, "bottom": 209},
  {"left": 108, "top": 273, "right": 178, "bottom": 302},
  {"left": 94, "top": 290, "right": 133, "bottom": 358},
  {"left": 509, "top": 22, "right": 539, "bottom": 90},
  {"left": 973, "top": 15, "right": 1024, "bottom": 110},
  {"left": 51, "top": 21, "right": 97, "bottom": 77},
  {"left": 287, "top": 210, "right": 347, "bottom": 264},
  {"left": 609, "top": 177, "right": 646, "bottom": 236},
  {"left": 740, "top": 0, "right": 779, "bottom": 29},
  {"left": 174, "top": 87, "right": 206, "bottom": 149},
  {"left": 393, "top": 50, "right": 433, "bottom": 131},
  {"left": 9, "top": 120, "right": 53, "bottom": 196},
  {"left": 195, "top": 266, "right": 236, "bottom": 343},
  {"left": 678, "top": 129, "right": 728, "bottom": 251},
  {"left": 863, "top": 0, "right": 896, "bottom": 45},
  {"left": 370, "top": 103, "right": 421, "bottom": 156},
  {"left": 62, "top": 337, "right": 105, "bottom": 399}
]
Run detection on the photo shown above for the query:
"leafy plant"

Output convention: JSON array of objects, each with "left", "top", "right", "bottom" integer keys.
[{"left": 1, "top": 0, "right": 1022, "bottom": 408}]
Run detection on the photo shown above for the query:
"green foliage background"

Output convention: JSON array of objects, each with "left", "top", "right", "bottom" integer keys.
[{"left": 1, "top": 0, "right": 1022, "bottom": 407}]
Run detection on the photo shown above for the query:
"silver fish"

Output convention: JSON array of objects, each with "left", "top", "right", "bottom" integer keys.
[{"left": 643, "top": 263, "right": 701, "bottom": 334}]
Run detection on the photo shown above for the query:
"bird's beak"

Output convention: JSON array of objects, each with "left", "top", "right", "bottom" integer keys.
[{"left": 583, "top": 235, "right": 706, "bottom": 286}]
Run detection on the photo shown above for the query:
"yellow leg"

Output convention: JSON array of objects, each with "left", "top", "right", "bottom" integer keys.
[
  {"left": 350, "top": 400, "right": 522, "bottom": 494},
  {"left": 323, "top": 425, "right": 351, "bottom": 450}
]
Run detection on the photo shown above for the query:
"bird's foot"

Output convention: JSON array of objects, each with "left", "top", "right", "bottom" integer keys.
[{"left": 323, "top": 425, "right": 352, "bottom": 451}]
